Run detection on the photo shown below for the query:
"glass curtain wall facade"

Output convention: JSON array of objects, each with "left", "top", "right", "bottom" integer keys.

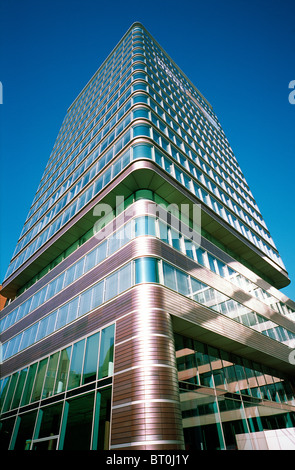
[{"left": 1, "top": 23, "right": 295, "bottom": 451}]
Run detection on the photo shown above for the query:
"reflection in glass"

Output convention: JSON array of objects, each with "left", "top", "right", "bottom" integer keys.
[
  {"left": 21, "top": 363, "right": 38, "bottom": 406},
  {"left": 67, "top": 339, "right": 85, "bottom": 390},
  {"left": 42, "top": 352, "right": 60, "bottom": 399},
  {"left": 82, "top": 333, "right": 100, "bottom": 384},
  {"left": 176, "top": 332, "right": 295, "bottom": 450},
  {"left": 98, "top": 325, "right": 115, "bottom": 379},
  {"left": 54, "top": 347, "right": 72, "bottom": 394},
  {"left": 31, "top": 358, "right": 48, "bottom": 403},
  {"left": 62, "top": 393, "right": 95, "bottom": 450}
]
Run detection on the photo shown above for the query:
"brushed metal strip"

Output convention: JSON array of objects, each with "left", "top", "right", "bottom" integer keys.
[
  {"left": 110, "top": 440, "right": 184, "bottom": 449},
  {"left": 113, "top": 363, "right": 175, "bottom": 376},
  {"left": 112, "top": 398, "right": 180, "bottom": 409},
  {"left": 115, "top": 332, "right": 171, "bottom": 347}
]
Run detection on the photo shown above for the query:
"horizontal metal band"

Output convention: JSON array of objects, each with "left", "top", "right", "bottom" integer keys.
[
  {"left": 112, "top": 398, "right": 180, "bottom": 410},
  {"left": 110, "top": 440, "right": 184, "bottom": 449},
  {"left": 113, "top": 363, "right": 175, "bottom": 376},
  {"left": 115, "top": 332, "right": 172, "bottom": 347}
]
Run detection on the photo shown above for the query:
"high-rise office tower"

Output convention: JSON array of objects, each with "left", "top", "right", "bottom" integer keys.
[{"left": 1, "top": 23, "right": 295, "bottom": 451}]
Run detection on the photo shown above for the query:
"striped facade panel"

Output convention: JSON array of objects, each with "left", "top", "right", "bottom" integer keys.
[{"left": 111, "top": 285, "right": 184, "bottom": 450}]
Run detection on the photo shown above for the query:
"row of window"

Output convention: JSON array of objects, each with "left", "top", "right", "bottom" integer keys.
[
  {"left": 2, "top": 260, "right": 130, "bottom": 361},
  {"left": 135, "top": 100, "right": 270, "bottom": 244},
  {"left": 42, "top": 29, "right": 134, "bottom": 183},
  {"left": 160, "top": 259, "right": 295, "bottom": 346},
  {"left": 132, "top": 49, "right": 254, "bottom": 218},
  {"left": 1, "top": 324, "right": 114, "bottom": 413},
  {"left": 9, "top": 33, "right": 283, "bottom": 284},
  {"left": 1, "top": 387, "right": 112, "bottom": 450},
  {"left": 19, "top": 93, "right": 133, "bottom": 246},
  {"left": 3, "top": 202, "right": 295, "bottom": 337},
  {"left": 175, "top": 333, "right": 295, "bottom": 405},
  {"left": 133, "top": 134, "right": 282, "bottom": 268},
  {"left": 175, "top": 333, "right": 295, "bottom": 450},
  {"left": 134, "top": 38, "right": 252, "bottom": 210},
  {"left": 3, "top": 193, "right": 295, "bottom": 350},
  {"left": 39, "top": 28, "right": 141, "bottom": 197},
  {"left": 16, "top": 85, "right": 274, "bottom": 278},
  {"left": 58, "top": 29, "right": 136, "bottom": 140},
  {"left": 22, "top": 65, "right": 135, "bottom": 239},
  {"left": 28, "top": 36, "right": 256, "bottom": 246},
  {"left": 142, "top": 29, "right": 245, "bottom": 185},
  {"left": 29, "top": 54, "right": 133, "bottom": 219},
  {"left": 143, "top": 75, "right": 265, "bottom": 228},
  {"left": 3, "top": 251, "right": 295, "bottom": 363},
  {"left": 146, "top": 49, "right": 247, "bottom": 189},
  {"left": 4, "top": 122, "right": 133, "bottom": 280}
]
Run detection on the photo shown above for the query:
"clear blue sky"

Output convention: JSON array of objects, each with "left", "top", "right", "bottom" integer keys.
[{"left": 0, "top": 0, "right": 294, "bottom": 300}]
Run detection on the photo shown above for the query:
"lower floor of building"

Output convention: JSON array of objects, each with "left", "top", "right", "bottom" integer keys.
[{"left": 1, "top": 324, "right": 295, "bottom": 450}]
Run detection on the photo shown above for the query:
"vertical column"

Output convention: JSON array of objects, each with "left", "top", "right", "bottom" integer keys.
[{"left": 110, "top": 284, "right": 184, "bottom": 450}]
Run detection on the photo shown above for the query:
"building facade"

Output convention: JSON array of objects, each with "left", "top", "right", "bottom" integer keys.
[{"left": 1, "top": 22, "right": 295, "bottom": 451}]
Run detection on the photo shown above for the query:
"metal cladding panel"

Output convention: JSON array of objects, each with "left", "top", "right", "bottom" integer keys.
[{"left": 110, "top": 285, "right": 184, "bottom": 450}]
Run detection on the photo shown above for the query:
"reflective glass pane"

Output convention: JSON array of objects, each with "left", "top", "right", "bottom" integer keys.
[
  {"left": 21, "top": 363, "right": 38, "bottom": 406},
  {"left": 98, "top": 325, "right": 115, "bottom": 379},
  {"left": 85, "top": 249, "right": 97, "bottom": 272},
  {"left": 79, "top": 288, "right": 93, "bottom": 316},
  {"left": 135, "top": 257, "right": 158, "bottom": 283},
  {"left": 118, "top": 263, "right": 132, "bottom": 293},
  {"left": 13, "top": 410, "right": 38, "bottom": 450},
  {"left": 38, "top": 402, "right": 63, "bottom": 439},
  {"left": 43, "top": 352, "right": 60, "bottom": 399},
  {"left": 2, "top": 373, "right": 18, "bottom": 412},
  {"left": 67, "top": 297, "right": 79, "bottom": 323},
  {"left": 62, "top": 393, "right": 95, "bottom": 450},
  {"left": 67, "top": 339, "right": 85, "bottom": 390},
  {"left": 163, "top": 262, "right": 177, "bottom": 291},
  {"left": 31, "top": 358, "right": 48, "bottom": 403},
  {"left": 91, "top": 281, "right": 104, "bottom": 310},
  {"left": 54, "top": 347, "right": 72, "bottom": 394},
  {"left": 176, "top": 269, "right": 190, "bottom": 296},
  {"left": 82, "top": 332, "right": 100, "bottom": 384},
  {"left": 56, "top": 304, "right": 69, "bottom": 329},
  {"left": 104, "top": 272, "right": 119, "bottom": 301},
  {"left": 93, "top": 387, "right": 112, "bottom": 450},
  {"left": 11, "top": 368, "right": 28, "bottom": 409}
]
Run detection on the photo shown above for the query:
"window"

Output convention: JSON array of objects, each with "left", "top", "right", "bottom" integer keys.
[
  {"left": 42, "top": 352, "right": 60, "bottom": 399},
  {"left": 98, "top": 325, "right": 115, "bottom": 379},
  {"left": 61, "top": 393, "right": 95, "bottom": 450},
  {"left": 20, "top": 363, "right": 38, "bottom": 406},
  {"left": 135, "top": 257, "right": 158, "bottom": 284},
  {"left": 54, "top": 347, "right": 72, "bottom": 394},
  {"left": 163, "top": 262, "right": 177, "bottom": 291},
  {"left": 104, "top": 271, "right": 119, "bottom": 301},
  {"left": 67, "top": 339, "right": 85, "bottom": 390},
  {"left": 175, "top": 268, "right": 190, "bottom": 296},
  {"left": 82, "top": 332, "right": 100, "bottom": 385},
  {"left": 31, "top": 358, "right": 48, "bottom": 403},
  {"left": 79, "top": 288, "right": 93, "bottom": 317}
]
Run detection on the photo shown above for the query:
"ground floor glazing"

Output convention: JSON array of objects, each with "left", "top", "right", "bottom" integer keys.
[{"left": 1, "top": 327, "right": 295, "bottom": 450}]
